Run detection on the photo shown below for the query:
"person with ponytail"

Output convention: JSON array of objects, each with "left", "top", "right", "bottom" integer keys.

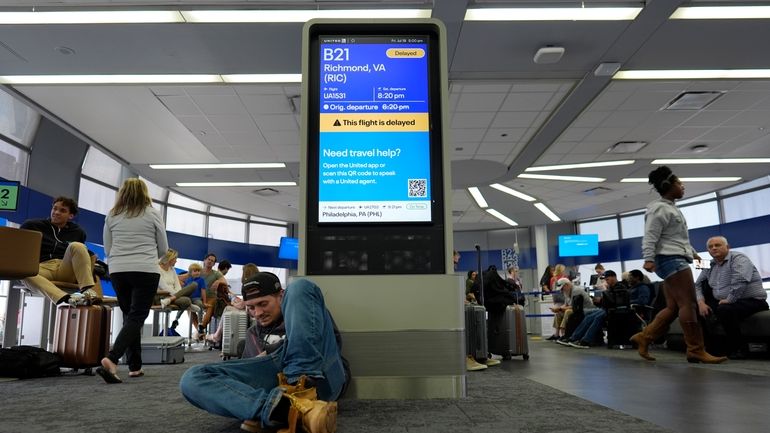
[{"left": 630, "top": 166, "right": 726, "bottom": 364}]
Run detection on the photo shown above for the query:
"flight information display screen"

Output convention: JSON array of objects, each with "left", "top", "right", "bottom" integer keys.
[{"left": 317, "top": 35, "right": 432, "bottom": 223}]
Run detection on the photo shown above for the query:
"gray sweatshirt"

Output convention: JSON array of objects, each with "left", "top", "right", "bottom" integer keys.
[
  {"left": 642, "top": 198, "right": 697, "bottom": 262},
  {"left": 103, "top": 207, "right": 168, "bottom": 274}
]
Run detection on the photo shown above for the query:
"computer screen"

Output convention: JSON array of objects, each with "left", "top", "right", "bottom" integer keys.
[
  {"left": 278, "top": 237, "right": 299, "bottom": 261},
  {"left": 558, "top": 234, "right": 599, "bottom": 257}
]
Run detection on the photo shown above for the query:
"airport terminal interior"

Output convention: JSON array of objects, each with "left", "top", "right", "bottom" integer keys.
[{"left": 3, "top": 1, "right": 770, "bottom": 432}]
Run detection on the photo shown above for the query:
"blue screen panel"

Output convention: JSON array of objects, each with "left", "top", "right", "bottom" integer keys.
[
  {"left": 558, "top": 234, "right": 599, "bottom": 257},
  {"left": 278, "top": 237, "right": 299, "bottom": 261}
]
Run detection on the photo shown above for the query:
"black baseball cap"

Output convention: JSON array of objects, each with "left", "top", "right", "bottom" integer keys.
[{"left": 242, "top": 272, "right": 282, "bottom": 300}]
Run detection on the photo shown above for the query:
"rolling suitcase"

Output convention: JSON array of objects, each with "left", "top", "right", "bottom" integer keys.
[
  {"left": 465, "top": 304, "right": 488, "bottom": 362},
  {"left": 488, "top": 304, "right": 529, "bottom": 360},
  {"left": 606, "top": 308, "right": 638, "bottom": 349},
  {"left": 221, "top": 309, "right": 249, "bottom": 359},
  {"left": 53, "top": 305, "right": 112, "bottom": 372},
  {"left": 137, "top": 336, "right": 185, "bottom": 364}
]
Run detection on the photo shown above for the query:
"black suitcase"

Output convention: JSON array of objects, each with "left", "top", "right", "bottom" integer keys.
[
  {"left": 606, "top": 308, "right": 638, "bottom": 348},
  {"left": 465, "top": 304, "right": 488, "bottom": 361}
]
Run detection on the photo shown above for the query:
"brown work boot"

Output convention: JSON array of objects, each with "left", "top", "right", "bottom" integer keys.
[
  {"left": 630, "top": 308, "right": 674, "bottom": 361},
  {"left": 241, "top": 419, "right": 275, "bottom": 433},
  {"left": 681, "top": 321, "right": 727, "bottom": 364},
  {"left": 279, "top": 394, "right": 338, "bottom": 433},
  {"left": 277, "top": 373, "right": 317, "bottom": 400}
]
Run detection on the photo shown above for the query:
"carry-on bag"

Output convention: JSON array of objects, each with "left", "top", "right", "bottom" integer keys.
[
  {"left": 606, "top": 308, "right": 638, "bottom": 349},
  {"left": 488, "top": 304, "right": 530, "bottom": 360},
  {"left": 53, "top": 305, "right": 112, "bottom": 371},
  {"left": 465, "top": 303, "right": 488, "bottom": 362},
  {"left": 221, "top": 309, "right": 249, "bottom": 359},
  {"left": 137, "top": 336, "right": 185, "bottom": 364}
]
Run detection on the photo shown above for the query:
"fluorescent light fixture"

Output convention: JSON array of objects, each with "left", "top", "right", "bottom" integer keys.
[
  {"left": 151, "top": 163, "right": 286, "bottom": 170},
  {"left": 0, "top": 74, "right": 304, "bottom": 85},
  {"left": 0, "top": 11, "right": 184, "bottom": 24},
  {"left": 489, "top": 183, "right": 536, "bottom": 202},
  {"left": 177, "top": 182, "right": 297, "bottom": 187},
  {"left": 468, "top": 187, "right": 488, "bottom": 208},
  {"left": 0, "top": 75, "right": 222, "bottom": 84},
  {"left": 620, "top": 177, "right": 741, "bottom": 183},
  {"left": 464, "top": 7, "right": 641, "bottom": 21},
  {"left": 614, "top": 69, "right": 770, "bottom": 80},
  {"left": 223, "top": 74, "right": 302, "bottom": 83},
  {"left": 652, "top": 158, "right": 770, "bottom": 165},
  {"left": 671, "top": 6, "right": 770, "bottom": 19},
  {"left": 518, "top": 173, "right": 606, "bottom": 182},
  {"left": 486, "top": 209, "right": 518, "bottom": 226},
  {"left": 525, "top": 160, "right": 635, "bottom": 172},
  {"left": 534, "top": 203, "right": 561, "bottom": 222},
  {"left": 182, "top": 9, "right": 431, "bottom": 23}
]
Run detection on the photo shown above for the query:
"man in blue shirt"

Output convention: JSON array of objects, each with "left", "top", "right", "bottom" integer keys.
[
  {"left": 695, "top": 236, "right": 768, "bottom": 359},
  {"left": 627, "top": 269, "right": 652, "bottom": 307}
]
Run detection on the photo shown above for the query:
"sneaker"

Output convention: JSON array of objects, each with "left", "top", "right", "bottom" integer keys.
[
  {"left": 546, "top": 334, "right": 559, "bottom": 341},
  {"left": 466, "top": 355, "right": 488, "bottom": 371},
  {"left": 66, "top": 293, "right": 87, "bottom": 307},
  {"left": 160, "top": 297, "right": 172, "bottom": 309},
  {"left": 80, "top": 288, "right": 102, "bottom": 305},
  {"left": 484, "top": 358, "right": 501, "bottom": 366},
  {"left": 569, "top": 340, "right": 590, "bottom": 349},
  {"left": 556, "top": 338, "right": 571, "bottom": 346},
  {"left": 489, "top": 353, "right": 503, "bottom": 361}
]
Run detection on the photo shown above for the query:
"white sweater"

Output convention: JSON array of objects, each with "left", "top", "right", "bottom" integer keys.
[
  {"left": 642, "top": 198, "right": 697, "bottom": 262},
  {"left": 158, "top": 265, "right": 182, "bottom": 295},
  {"left": 103, "top": 207, "right": 168, "bottom": 274}
]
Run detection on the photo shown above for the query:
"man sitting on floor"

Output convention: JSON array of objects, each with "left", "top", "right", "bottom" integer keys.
[
  {"left": 180, "top": 272, "right": 350, "bottom": 433},
  {"left": 22, "top": 196, "right": 101, "bottom": 306}
]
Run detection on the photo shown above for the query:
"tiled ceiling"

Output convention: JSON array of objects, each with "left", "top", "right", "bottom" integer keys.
[{"left": 3, "top": 0, "right": 770, "bottom": 229}]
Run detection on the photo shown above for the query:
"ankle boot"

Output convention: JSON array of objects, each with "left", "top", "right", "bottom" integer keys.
[
  {"left": 277, "top": 373, "right": 318, "bottom": 400},
  {"left": 630, "top": 309, "right": 674, "bottom": 361},
  {"left": 278, "top": 393, "right": 337, "bottom": 433},
  {"left": 681, "top": 321, "right": 727, "bottom": 364}
]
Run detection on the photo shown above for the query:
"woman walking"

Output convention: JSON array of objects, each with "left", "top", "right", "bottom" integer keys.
[
  {"left": 630, "top": 166, "right": 726, "bottom": 364},
  {"left": 97, "top": 178, "right": 168, "bottom": 383}
]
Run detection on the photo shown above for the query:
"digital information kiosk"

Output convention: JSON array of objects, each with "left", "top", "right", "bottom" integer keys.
[{"left": 299, "top": 19, "right": 464, "bottom": 399}]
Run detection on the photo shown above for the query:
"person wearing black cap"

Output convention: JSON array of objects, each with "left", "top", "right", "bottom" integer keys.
[{"left": 179, "top": 273, "right": 349, "bottom": 433}]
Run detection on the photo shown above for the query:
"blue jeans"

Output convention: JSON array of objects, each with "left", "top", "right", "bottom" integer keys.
[
  {"left": 654, "top": 254, "right": 691, "bottom": 280},
  {"left": 179, "top": 278, "right": 346, "bottom": 427},
  {"left": 570, "top": 309, "right": 607, "bottom": 344}
]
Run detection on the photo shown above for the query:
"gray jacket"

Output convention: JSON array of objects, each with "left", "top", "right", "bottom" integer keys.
[{"left": 642, "top": 198, "right": 697, "bottom": 262}]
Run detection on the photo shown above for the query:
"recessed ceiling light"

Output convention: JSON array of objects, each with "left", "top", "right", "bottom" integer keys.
[
  {"left": 652, "top": 158, "right": 770, "bottom": 164},
  {"left": 177, "top": 181, "right": 296, "bottom": 187},
  {"left": 615, "top": 70, "right": 770, "bottom": 80},
  {"left": 689, "top": 144, "right": 709, "bottom": 153},
  {"left": 0, "top": 10, "right": 184, "bottom": 24},
  {"left": 486, "top": 209, "right": 518, "bottom": 226},
  {"left": 0, "top": 74, "right": 223, "bottom": 84},
  {"left": 534, "top": 203, "right": 561, "bottom": 222},
  {"left": 223, "top": 74, "right": 302, "bottom": 83},
  {"left": 620, "top": 177, "right": 741, "bottom": 183},
  {"left": 181, "top": 9, "right": 431, "bottom": 22},
  {"left": 518, "top": 173, "right": 606, "bottom": 182},
  {"left": 464, "top": 7, "right": 641, "bottom": 21},
  {"left": 151, "top": 163, "right": 286, "bottom": 169},
  {"left": 525, "top": 160, "right": 634, "bottom": 172},
  {"left": 489, "top": 183, "right": 536, "bottom": 202},
  {"left": 671, "top": 6, "right": 770, "bottom": 19},
  {"left": 468, "top": 187, "right": 488, "bottom": 208}
]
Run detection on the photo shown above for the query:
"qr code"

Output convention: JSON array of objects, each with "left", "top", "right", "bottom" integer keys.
[{"left": 408, "top": 179, "right": 427, "bottom": 197}]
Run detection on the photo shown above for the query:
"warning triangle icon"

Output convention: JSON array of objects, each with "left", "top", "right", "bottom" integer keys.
[{"left": 333, "top": 119, "right": 341, "bottom": 126}]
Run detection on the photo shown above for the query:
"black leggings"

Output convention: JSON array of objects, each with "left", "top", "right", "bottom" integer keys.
[{"left": 108, "top": 272, "right": 160, "bottom": 372}]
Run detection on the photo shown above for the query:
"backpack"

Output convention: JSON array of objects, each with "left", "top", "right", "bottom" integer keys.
[
  {"left": 602, "top": 282, "right": 631, "bottom": 310},
  {"left": 0, "top": 345, "right": 61, "bottom": 379},
  {"left": 473, "top": 265, "right": 523, "bottom": 312}
]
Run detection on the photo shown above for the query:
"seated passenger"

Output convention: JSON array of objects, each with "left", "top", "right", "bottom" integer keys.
[
  {"left": 156, "top": 249, "right": 194, "bottom": 329},
  {"left": 180, "top": 273, "right": 351, "bottom": 433},
  {"left": 628, "top": 269, "right": 652, "bottom": 307},
  {"left": 695, "top": 236, "right": 769, "bottom": 359},
  {"left": 206, "top": 262, "right": 259, "bottom": 346},
  {"left": 549, "top": 278, "right": 583, "bottom": 341},
  {"left": 22, "top": 196, "right": 101, "bottom": 306},
  {"left": 556, "top": 278, "right": 596, "bottom": 346},
  {"left": 182, "top": 263, "right": 207, "bottom": 335},
  {"left": 558, "top": 276, "right": 603, "bottom": 348}
]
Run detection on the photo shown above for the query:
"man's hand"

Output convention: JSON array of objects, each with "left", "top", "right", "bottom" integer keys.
[
  {"left": 693, "top": 252, "right": 702, "bottom": 261},
  {"left": 718, "top": 299, "right": 731, "bottom": 305},
  {"left": 643, "top": 261, "right": 655, "bottom": 273},
  {"left": 698, "top": 301, "right": 712, "bottom": 317}
]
